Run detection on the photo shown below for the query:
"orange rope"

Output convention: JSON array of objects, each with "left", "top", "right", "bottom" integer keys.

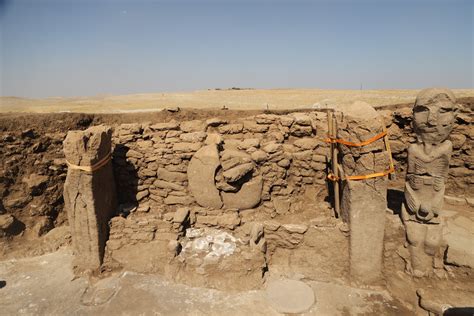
[
  {"left": 325, "top": 131, "right": 387, "bottom": 147},
  {"left": 327, "top": 166, "right": 395, "bottom": 182},
  {"left": 66, "top": 152, "right": 112, "bottom": 173},
  {"left": 325, "top": 127, "right": 395, "bottom": 181}
]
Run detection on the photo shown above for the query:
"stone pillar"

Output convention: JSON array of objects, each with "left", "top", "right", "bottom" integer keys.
[
  {"left": 63, "top": 126, "right": 117, "bottom": 272},
  {"left": 338, "top": 101, "right": 389, "bottom": 284},
  {"left": 402, "top": 88, "right": 458, "bottom": 277}
]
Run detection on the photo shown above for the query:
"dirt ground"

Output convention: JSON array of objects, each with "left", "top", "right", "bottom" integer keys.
[
  {"left": 2, "top": 88, "right": 474, "bottom": 113},
  {"left": 0, "top": 249, "right": 410, "bottom": 316}
]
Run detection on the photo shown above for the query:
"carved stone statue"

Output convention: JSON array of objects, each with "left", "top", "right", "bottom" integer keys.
[{"left": 402, "top": 88, "right": 458, "bottom": 277}]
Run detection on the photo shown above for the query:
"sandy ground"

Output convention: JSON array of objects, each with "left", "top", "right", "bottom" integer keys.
[
  {"left": 0, "top": 249, "right": 409, "bottom": 316},
  {"left": 2, "top": 88, "right": 473, "bottom": 113}
]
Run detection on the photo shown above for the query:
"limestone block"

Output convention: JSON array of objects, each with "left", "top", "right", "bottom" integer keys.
[
  {"left": 218, "top": 123, "right": 244, "bottom": 134},
  {"left": 187, "top": 145, "right": 223, "bottom": 209},
  {"left": 204, "top": 133, "right": 223, "bottom": 145},
  {"left": 173, "top": 142, "right": 202, "bottom": 153},
  {"left": 173, "top": 208, "right": 190, "bottom": 224},
  {"left": 22, "top": 174, "right": 48, "bottom": 196},
  {"left": 243, "top": 121, "right": 270, "bottom": 133},
  {"left": 279, "top": 116, "right": 295, "bottom": 127},
  {"left": 180, "top": 120, "right": 207, "bottom": 132},
  {"left": 251, "top": 150, "right": 268, "bottom": 163},
  {"left": 149, "top": 121, "right": 179, "bottom": 131},
  {"left": 338, "top": 101, "right": 388, "bottom": 284},
  {"left": 238, "top": 138, "right": 260, "bottom": 150},
  {"left": 206, "top": 117, "right": 227, "bottom": 127},
  {"left": 263, "top": 142, "right": 282, "bottom": 154},
  {"left": 179, "top": 132, "right": 207, "bottom": 143},
  {"left": 164, "top": 195, "right": 194, "bottom": 205},
  {"left": 157, "top": 168, "right": 187, "bottom": 183},
  {"left": 221, "top": 150, "right": 253, "bottom": 170},
  {"left": 63, "top": 125, "right": 117, "bottom": 272},
  {"left": 294, "top": 138, "right": 318, "bottom": 150},
  {"left": 443, "top": 216, "right": 474, "bottom": 268},
  {"left": 221, "top": 176, "right": 263, "bottom": 209},
  {"left": 222, "top": 163, "right": 255, "bottom": 182},
  {"left": 255, "top": 114, "right": 280, "bottom": 124},
  {"left": 290, "top": 125, "right": 313, "bottom": 137},
  {"left": 153, "top": 180, "right": 185, "bottom": 191},
  {"left": 273, "top": 198, "right": 290, "bottom": 214},
  {"left": 290, "top": 113, "right": 311, "bottom": 126},
  {"left": 218, "top": 213, "right": 241, "bottom": 230}
]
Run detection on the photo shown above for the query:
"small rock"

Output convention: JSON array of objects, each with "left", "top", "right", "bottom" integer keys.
[
  {"left": 164, "top": 195, "right": 194, "bottom": 205},
  {"left": 179, "top": 132, "right": 207, "bottom": 143},
  {"left": 173, "top": 208, "right": 190, "bottom": 224},
  {"left": 136, "top": 190, "right": 149, "bottom": 201},
  {"left": 32, "top": 217, "right": 53, "bottom": 237},
  {"left": 290, "top": 113, "right": 311, "bottom": 126},
  {"left": 204, "top": 133, "right": 223, "bottom": 145},
  {"left": 0, "top": 214, "right": 15, "bottom": 231},
  {"left": 251, "top": 150, "right": 268, "bottom": 163},
  {"left": 149, "top": 121, "right": 179, "bottom": 131},
  {"left": 444, "top": 195, "right": 466, "bottom": 206},
  {"left": 165, "top": 106, "right": 180, "bottom": 112},
  {"left": 273, "top": 198, "right": 291, "bottom": 214},
  {"left": 222, "top": 162, "right": 255, "bottom": 182},
  {"left": 22, "top": 174, "right": 48, "bottom": 196},
  {"left": 221, "top": 175, "right": 263, "bottom": 210},
  {"left": 250, "top": 222, "right": 264, "bottom": 244},
  {"left": 137, "top": 204, "right": 150, "bottom": 213},
  {"left": 21, "top": 129, "right": 36, "bottom": 138},
  {"left": 173, "top": 142, "right": 201, "bottom": 153},
  {"left": 167, "top": 240, "right": 182, "bottom": 255},
  {"left": 282, "top": 224, "right": 308, "bottom": 234},
  {"left": 263, "top": 142, "right": 282, "bottom": 154},
  {"left": 277, "top": 158, "right": 291, "bottom": 168},
  {"left": 180, "top": 120, "right": 206, "bottom": 132},
  {"left": 218, "top": 213, "right": 241, "bottom": 230},
  {"left": 157, "top": 168, "right": 187, "bottom": 182},
  {"left": 206, "top": 118, "right": 227, "bottom": 127},
  {"left": 294, "top": 138, "right": 318, "bottom": 150},
  {"left": 264, "top": 220, "right": 281, "bottom": 231}
]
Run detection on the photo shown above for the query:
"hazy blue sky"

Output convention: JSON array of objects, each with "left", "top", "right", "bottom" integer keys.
[{"left": 0, "top": 0, "right": 472, "bottom": 98}]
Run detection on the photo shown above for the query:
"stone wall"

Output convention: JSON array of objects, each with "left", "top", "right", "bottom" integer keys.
[
  {"left": 0, "top": 103, "right": 472, "bottom": 259},
  {"left": 381, "top": 106, "right": 473, "bottom": 195},
  {"left": 111, "top": 112, "right": 330, "bottom": 217}
]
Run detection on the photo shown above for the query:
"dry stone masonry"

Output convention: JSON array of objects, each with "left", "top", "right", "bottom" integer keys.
[
  {"left": 111, "top": 112, "right": 328, "bottom": 219},
  {"left": 63, "top": 126, "right": 117, "bottom": 272},
  {"left": 97, "top": 111, "right": 331, "bottom": 289}
]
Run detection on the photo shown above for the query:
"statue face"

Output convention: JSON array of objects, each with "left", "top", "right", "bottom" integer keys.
[{"left": 413, "top": 97, "right": 457, "bottom": 144}]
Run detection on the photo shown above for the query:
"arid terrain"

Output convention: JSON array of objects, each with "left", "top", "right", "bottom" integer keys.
[{"left": 2, "top": 88, "right": 474, "bottom": 113}]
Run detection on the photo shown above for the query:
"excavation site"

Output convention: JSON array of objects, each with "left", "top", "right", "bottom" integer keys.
[{"left": 0, "top": 88, "right": 473, "bottom": 315}]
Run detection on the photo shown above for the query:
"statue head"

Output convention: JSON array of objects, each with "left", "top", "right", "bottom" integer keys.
[{"left": 413, "top": 88, "right": 458, "bottom": 145}]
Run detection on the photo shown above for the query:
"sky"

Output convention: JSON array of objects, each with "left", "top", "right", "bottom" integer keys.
[{"left": 0, "top": 0, "right": 472, "bottom": 98}]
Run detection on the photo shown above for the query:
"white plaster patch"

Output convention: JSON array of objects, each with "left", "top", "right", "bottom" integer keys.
[{"left": 180, "top": 228, "right": 241, "bottom": 260}]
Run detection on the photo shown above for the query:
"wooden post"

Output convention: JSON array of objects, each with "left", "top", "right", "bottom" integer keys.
[
  {"left": 332, "top": 113, "right": 340, "bottom": 217},
  {"left": 383, "top": 125, "right": 396, "bottom": 180},
  {"left": 327, "top": 111, "right": 340, "bottom": 217}
]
